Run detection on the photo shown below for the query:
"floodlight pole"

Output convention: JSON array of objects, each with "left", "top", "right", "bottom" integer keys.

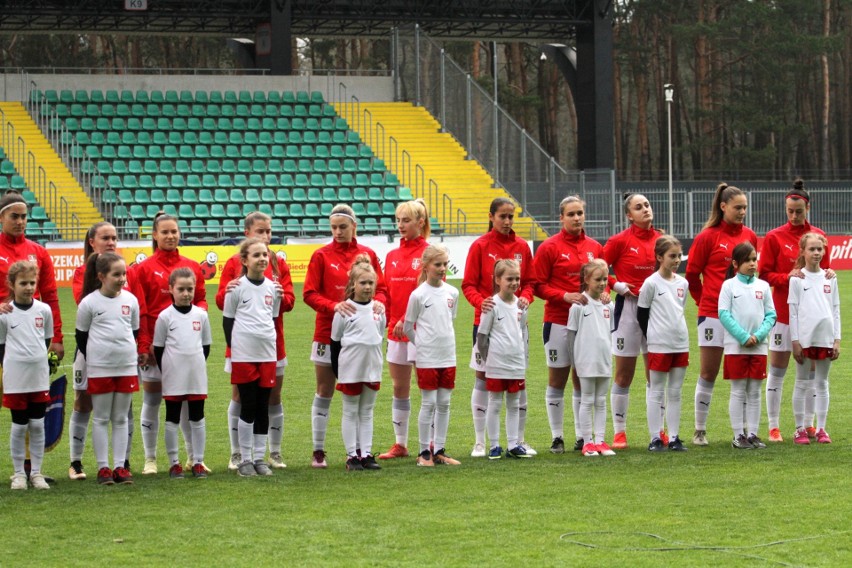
[{"left": 664, "top": 83, "right": 674, "bottom": 235}]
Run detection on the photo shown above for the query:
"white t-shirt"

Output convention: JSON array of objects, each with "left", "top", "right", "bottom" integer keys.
[
  {"left": 223, "top": 276, "right": 280, "bottom": 363},
  {"left": 0, "top": 300, "right": 53, "bottom": 393},
  {"left": 405, "top": 281, "right": 459, "bottom": 369},
  {"left": 331, "top": 300, "right": 386, "bottom": 384},
  {"left": 637, "top": 272, "right": 690, "bottom": 353},
  {"left": 76, "top": 290, "right": 140, "bottom": 378},
  {"left": 153, "top": 305, "right": 212, "bottom": 396},
  {"left": 478, "top": 294, "right": 529, "bottom": 379},
  {"left": 788, "top": 269, "right": 841, "bottom": 348},
  {"left": 718, "top": 275, "right": 775, "bottom": 355},
  {"left": 567, "top": 293, "right": 614, "bottom": 378}
]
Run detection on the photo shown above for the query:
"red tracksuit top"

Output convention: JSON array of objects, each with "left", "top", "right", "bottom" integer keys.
[
  {"left": 461, "top": 229, "right": 534, "bottom": 326},
  {"left": 685, "top": 221, "right": 758, "bottom": 318},
  {"left": 303, "top": 238, "right": 388, "bottom": 344},
  {"left": 73, "top": 262, "right": 147, "bottom": 317},
  {"left": 216, "top": 252, "right": 295, "bottom": 358},
  {"left": 759, "top": 221, "right": 829, "bottom": 325},
  {"left": 130, "top": 248, "right": 208, "bottom": 353},
  {"left": 385, "top": 236, "right": 428, "bottom": 341},
  {"left": 0, "top": 233, "right": 63, "bottom": 343},
  {"left": 603, "top": 224, "right": 662, "bottom": 291},
  {"left": 533, "top": 229, "right": 604, "bottom": 325}
]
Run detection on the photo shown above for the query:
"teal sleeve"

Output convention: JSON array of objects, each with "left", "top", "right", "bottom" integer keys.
[
  {"left": 754, "top": 307, "right": 777, "bottom": 343},
  {"left": 718, "top": 309, "right": 751, "bottom": 345}
]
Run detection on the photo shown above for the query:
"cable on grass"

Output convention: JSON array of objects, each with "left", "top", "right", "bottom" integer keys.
[{"left": 558, "top": 530, "right": 850, "bottom": 567}]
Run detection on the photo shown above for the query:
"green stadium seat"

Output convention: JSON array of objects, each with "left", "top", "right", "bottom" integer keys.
[
  {"left": 338, "top": 187, "right": 353, "bottom": 202},
  {"left": 145, "top": 205, "right": 161, "bottom": 218},
  {"left": 113, "top": 205, "right": 129, "bottom": 220},
  {"left": 166, "top": 189, "right": 182, "bottom": 203},
  {"left": 353, "top": 187, "right": 368, "bottom": 201},
  {"left": 381, "top": 217, "right": 397, "bottom": 233},
  {"left": 226, "top": 204, "right": 242, "bottom": 218},
  {"left": 273, "top": 203, "right": 288, "bottom": 217},
  {"left": 223, "top": 219, "right": 239, "bottom": 233},
  {"left": 211, "top": 204, "right": 226, "bottom": 218},
  {"left": 129, "top": 204, "right": 145, "bottom": 219},
  {"left": 29, "top": 206, "right": 48, "bottom": 221},
  {"left": 382, "top": 202, "right": 396, "bottom": 216},
  {"left": 363, "top": 218, "right": 380, "bottom": 234},
  {"left": 214, "top": 189, "right": 229, "bottom": 202},
  {"left": 242, "top": 204, "right": 257, "bottom": 216},
  {"left": 367, "top": 202, "right": 382, "bottom": 217},
  {"left": 198, "top": 189, "right": 215, "bottom": 203},
  {"left": 276, "top": 188, "right": 291, "bottom": 202},
  {"left": 245, "top": 188, "right": 260, "bottom": 202},
  {"left": 305, "top": 204, "right": 320, "bottom": 217},
  {"left": 162, "top": 204, "right": 178, "bottom": 217},
  {"left": 284, "top": 218, "right": 300, "bottom": 234},
  {"left": 178, "top": 204, "right": 195, "bottom": 218},
  {"left": 289, "top": 203, "right": 305, "bottom": 217},
  {"left": 195, "top": 204, "right": 210, "bottom": 218},
  {"left": 207, "top": 219, "right": 222, "bottom": 234},
  {"left": 195, "top": 91, "right": 209, "bottom": 103}
]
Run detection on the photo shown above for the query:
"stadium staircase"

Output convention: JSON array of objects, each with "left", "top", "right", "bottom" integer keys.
[
  {"left": 334, "top": 102, "right": 547, "bottom": 240},
  {"left": 1, "top": 102, "right": 103, "bottom": 240}
]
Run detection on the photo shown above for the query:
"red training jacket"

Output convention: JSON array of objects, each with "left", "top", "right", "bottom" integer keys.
[{"left": 385, "top": 236, "right": 428, "bottom": 341}]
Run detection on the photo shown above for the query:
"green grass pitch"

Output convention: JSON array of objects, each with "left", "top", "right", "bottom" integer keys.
[{"left": 1, "top": 275, "right": 850, "bottom": 566}]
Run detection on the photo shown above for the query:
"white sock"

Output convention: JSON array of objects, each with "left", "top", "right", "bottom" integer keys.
[
  {"left": 392, "top": 397, "right": 411, "bottom": 447},
  {"left": 191, "top": 419, "right": 206, "bottom": 464},
  {"left": 729, "top": 380, "right": 747, "bottom": 437},
  {"left": 358, "top": 388, "right": 377, "bottom": 456},
  {"left": 268, "top": 403, "right": 284, "bottom": 453},
  {"left": 228, "top": 400, "right": 241, "bottom": 454},
  {"left": 311, "top": 395, "right": 332, "bottom": 451},
  {"left": 341, "top": 394, "right": 360, "bottom": 457},
  {"left": 572, "top": 389, "right": 582, "bottom": 439},
  {"left": 694, "top": 378, "right": 714, "bottom": 430},
  {"left": 180, "top": 402, "right": 193, "bottom": 460},
  {"left": 486, "top": 391, "right": 503, "bottom": 449},
  {"left": 594, "top": 378, "right": 610, "bottom": 444},
  {"left": 792, "top": 360, "right": 810, "bottom": 428},
  {"left": 92, "top": 393, "right": 113, "bottom": 469},
  {"left": 578, "top": 379, "right": 596, "bottom": 444},
  {"left": 804, "top": 370, "right": 816, "bottom": 427},
  {"left": 418, "top": 390, "right": 436, "bottom": 453},
  {"left": 647, "top": 371, "right": 666, "bottom": 439},
  {"left": 165, "top": 421, "right": 180, "bottom": 466},
  {"left": 471, "top": 379, "right": 488, "bottom": 446},
  {"left": 111, "top": 393, "right": 132, "bottom": 470},
  {"left": 666, "top": 367, "right": 686, "bottom": 440},
  {"left": 505, "top": 392, "right": 520, "bottom": 448},
  {"left": 745, "top": 379, "right": 762, "bottom": 437},
  {"left": 765, "top": 366, "right": 786, "bottom": 430},
  {"left": 253, "top": 433, "right": 268, "bottom": 462},
  {"left": 611, "top": 384, "right": 630, "bottom": 434},
  {"left": 517, "top": 389, "right": 528, "bottom": 442},
  {"left": 69, "top": 410, "right": 90, "bottom": 461},
  {"left": 434, "top": 388, "right": 452, "bottom": 451},
  {"left": 140, "top": 391, "right": 161, "bottom": 459},
  {"left": 125, "top": 403, "right": 134, "bottom": 462},
  {"left": 10, "top": 422, "right": 27, "bottom": 474},
  {"left": 545, "top": 385, "right": 565, "bottom": 439},
  {"left": 814, "top": 359, "right": 831, "bottom": 430},
  {"left": 238, "top": 418, "right": 254, "bottom": 462}
]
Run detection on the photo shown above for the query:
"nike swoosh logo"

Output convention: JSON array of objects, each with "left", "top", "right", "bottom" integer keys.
[
  {"left": 657, "top": 292, "right": 666, "bottom": 296},
  {"left": 424, "top": 302, "right": 433, "bottom": 308},
  {"left": 497, "top": 316, "right": 505, "bottom": 321},
  {"left": 583, "top": 312, "right": 591, "bottom": 317},
  {"left": 96, "top": 311, "right": 105, "bottom": 316},
  {"left": 169, "top": 325, "right": 178, "bottom": 331},
  {"left": 10, "top": 324, "right": 19, "bottom": 328},
  {"left": 242, "top": 299, "right": 250, "bottom": 304},
  {"left": 317, "top": 413, "right": 327, "bottom": 417},
  {"left": 733, "top": 295, "right": 742, "bottom": 298},
  {"left": 73, "top": 436, "right": 84, "bottom": 442},
  {"left": 804, "top": 287, "right": 811, "bottom": 291}
]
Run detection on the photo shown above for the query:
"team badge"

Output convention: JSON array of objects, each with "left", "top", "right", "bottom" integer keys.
[
  {"left": 616, "top": 337, "right": 624, "bottom": 350},
  {"left": 514, "top": 253, "right": 522, "bottom": 263},
  {"left": 475, "top": 352, "right": 482, "bottom": 365},
  {"left": 447, "top": 298, "right": 454, "bottom": 309},
  {"left": 705, "top": 328, "right": 714, "bottom": 341},
  {"left": 603, "top": 307, "right": 610, "bottom": 318},
  {"left": 74, "top": 369, "right": 84, "bottom": 386},
  {"left": 411, "top": 258, "right": 421, "bottom": 270},
  {"left": 677, "top": 288, "right": 684, "bottom": 298},
  {"left": 316, "top": 344, "right": 326, "bottom": 356},
  {"left": 122, "top": 305, "right": 130, "bottom": 316},
  {"left": 193, "top": 321, "right": 201, "bottom": 331},
  {"left": 774, "top": 334, "right": 782, "bottom": 346},
  {"left": 265, "top": 295, "right": 273, "bottom": 305},
  {"left": 35, "top": 317, "right": 43, "bottom": 328},
  {"left": 586, "top": 252, "right": 594, "bottom": 262},
  {"left": 824, "top": 284, "right": 831, "bottom": 294},
  {"left": 28, "top": 254, "right": 36, "bottom": 262},
  {"left": 548, "top": 349, "right": 558, "bottom": 362},
  {"left": 755, "top": 291, "right": 763, "bottom": 300}
]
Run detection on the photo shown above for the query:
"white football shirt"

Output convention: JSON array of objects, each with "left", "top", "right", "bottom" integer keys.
[
  {"left": 223, "top": 276, "right": 280, "bottom": 363},
  {"left": 76, "top": 289, "right": 140, "bottom": 378},
  {"left": 718, "top": 275, "right": 775, "bottom": 355},
  {"left": 788, "top": 269, "right": 841, "bottom": 348},
  {"left": 477, "top": 294, "right": 529, "bottom": 379},
  {"left": 405, "top": 281, "right": 459, "bottom": 369},
  {"left": 567, "top": 293, "right": 614, "bottom": 378},
  {"left": 0, "top": 300, "right": 53, "bottom": 393},
  {"left": 153, "top": 304, "right": 212, "bottom": 396},
  {"left": 637, "top": 272, "right": 690, "bottom": 353},
  {"left": 331, "top": 300, "right": 386, "bottom": 384}
]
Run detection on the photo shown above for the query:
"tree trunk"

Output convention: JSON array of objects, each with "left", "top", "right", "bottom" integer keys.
[{"left": 820, "top": 0, "right": 831, "bottom": 178}]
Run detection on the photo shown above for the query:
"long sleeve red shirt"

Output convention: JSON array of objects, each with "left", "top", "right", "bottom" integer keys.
[
  {"left": 384, "top": 236, "right": 428, "bottom": 341},
  {"left": 603, "top": 224, "right": 661, "bottom": 291}
]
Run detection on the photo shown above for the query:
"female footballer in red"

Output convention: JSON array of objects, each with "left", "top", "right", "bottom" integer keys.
[
  {"left": 377, "top": 198, "right": 430, "bottom": 460},
  {"left": 463, "top": 197, "right": 535, "bottom": 458},
  {"left": 303, "top": 204, "right": 388, "bottom": 468},
  {"left": 603, "top": 193, "right": 662, "bottom": 449},
  {"left": 685, "top": 183, "right": 757, "bottom": 446}
]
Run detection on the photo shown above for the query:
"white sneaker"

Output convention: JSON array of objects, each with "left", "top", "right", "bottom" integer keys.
[
  {"left": 142, "top": 458, "right": 158, "bottom": 475},
  {"left": 228, "top": 452, "right": 242, "bottom": 471},
  {"left": 470, "top": 443, "right": 486, "bottom": 457},
  {"left": 10, "top": 473, "right": 27, "bottom": 490},
  {"left": 518, "top": 441, "right": 538, "bottom": 456},
  {"left": 185, "top": 459, "right": 212, "bottom": 473},
  {"left": 30, "top": 473, "right": 50, "bottom": 490},
  {"left": 269, "top": 452, "right": 287, "bottom": 469}
]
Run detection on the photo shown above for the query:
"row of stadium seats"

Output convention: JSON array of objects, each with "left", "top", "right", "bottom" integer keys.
[
  {"left": 72, "top": 129, "right": 361, "bottom": 146},
  {"left": 59, "top": 116, "right": 346, "bottom": 133},
  {"left": 52, "top": 103, "right": 336, "bottom": 119},
  {"left": 115, "top": 201, "right": 399, "bottom": 221},
  {"left": 93, "top": 172, "right": 400, "bottom": 191},
  {"left": 78, "top": 143, "right": 372, "bottom": 162},
  {"left": 85, "top": 157, "right": 390, "bottom": 175},
  {"left": 105, "top": 186, "right": 409, "bottom": 205},
  {"left": 36, "top": 89, "right": 326, "bottom": 105}
]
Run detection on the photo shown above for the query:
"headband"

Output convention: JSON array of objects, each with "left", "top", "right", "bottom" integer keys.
[
  {"left": 786, "top": 192, "right": 809, "bottom": 204},
  {"left": 0, "top": 201, "right": 24, "bottom": 215},
  {"left": 330, "top": 213, "right": 357, "bottom": 223}
]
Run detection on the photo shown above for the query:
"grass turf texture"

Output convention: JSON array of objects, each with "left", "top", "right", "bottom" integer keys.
[{"left": 1, "top": 276, "right": 850, "bottom": 566}]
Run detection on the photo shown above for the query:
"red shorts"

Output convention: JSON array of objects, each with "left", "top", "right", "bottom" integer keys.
[
  {"left": 231, "top": 361, "right": 276, "bottom": 388},
  {"left": 336, "top": 382, "right": 381, "bottom": 396},
  {"left": 416, "top": 367, "right": 456, "bottom": 391},
  {"left": 88, "top": 375, "right": 139, "bottom": 395},
  {"left": 647, "top": 352, "right": 690, "bottom": 372},
  {"left": 3, "top": 390, "right": 50, "bottom": 410},
  {"left": 485, "top": 378, "right": 526, "bottom": 393},
  {"left": 163, "top": 394, "right": 208, "bottom": 402},
  {"left": 723, "top": 354, "right": 767, "bottom": 380},
  {"left": 802, "top": 347, "right": 834, "bottom": 360}
]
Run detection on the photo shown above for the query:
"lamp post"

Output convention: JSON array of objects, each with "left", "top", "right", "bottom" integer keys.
[{"left": 664, "top": 83, "right": 674, "bottom": 236}]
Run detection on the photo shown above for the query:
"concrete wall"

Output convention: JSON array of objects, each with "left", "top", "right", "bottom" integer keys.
[{"left": 1, "top": 73, "right": 394, "bottom": 104}]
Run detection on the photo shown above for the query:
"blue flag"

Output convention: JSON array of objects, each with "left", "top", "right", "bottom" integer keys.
[{"left": 44, "top": 374, "right": 67, "bottom": 452}]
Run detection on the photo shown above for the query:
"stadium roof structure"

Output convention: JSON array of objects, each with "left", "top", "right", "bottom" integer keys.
[{"left": 1, "top": 0, "right": 596, "bottom": 41}]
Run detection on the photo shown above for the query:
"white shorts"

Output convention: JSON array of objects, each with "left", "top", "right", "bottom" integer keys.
[
  {"left": 139, "top": 363, "right": 162, "bottom": 383},
  {"left": 768, "top": 322, "right": 792, "bottom": 352},
  {"left": 697, "top": 316, "right": 725, "bottom": 348},
  {"left": 386, "top": 339, "right": 415, "bottom": 365},
  {"left": 543, "top": 322, "right": 571, "bottom": 368},
  {"left": 611, "top": 295, "right": 648, "bottom": 357},
  {"left": 310, "top": 341, "right": 332, "bottom": 367},
  {"left": 72, "top": 349, "right": 88, "bottom": 392},
  {"left": 469, "top": 326, "right": 485, "bottom": 373},
  {"left": 225, "top": 356, "right": 287, "bottom": 375}
]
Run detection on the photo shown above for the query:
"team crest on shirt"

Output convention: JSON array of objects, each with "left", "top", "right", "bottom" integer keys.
[
  {"left": 411, "top": 258, "right": 421, "bottom": 270},
  {"left": 475, "top": 352, "right": 482, "bottom": 365},
  {"left": 74, "top": 369, "right": 84, "bottom": 386},
  {"left": 548, "top": 349, "right": 558, "bottom": 362},
  {"left": 824, "top": 284, "right": 831, "bottom": 294},
  {"left": 121, "top": 305, "right": 130, "bottom": 316},
  {"left": 705, "top": 328, "right": 714, "bottom": 341},
  {"left": 677, "top": 288, "right": 684, "bottom": 298},
  {"left": 616, "top": 337, "right": 624, "bottom": 350},
  {"left": 265, "top": 295, "right": 273, "bottom": 306},
  {"left": 603, "top": 307, "right": 610, "bottom": 319},
  {"left": 514, "top": 253, "right": 522, "bottom": 263},
  {"left": 27, "top": 254, "right": 36, "bottom": 262},
  {"left": 316, "top": 344, "right": 326, "bottom": 356},
  {"left": 586, "top": 252, "right": 594, "bottom": 262},
  {"left": 755, "top": 291, "right": 763, "bottom": 300},
  {"left": 447, "top": 298, "right": 454, "bottom": 309},
  {"left": 193, "top": 321, "right": 201, "bottom": 331},
  {"left": 35, "top": 317, "right": 43, "bottom": 328},
  {"left": 774, "top": 334, "right": 782, "bottom": 346}
]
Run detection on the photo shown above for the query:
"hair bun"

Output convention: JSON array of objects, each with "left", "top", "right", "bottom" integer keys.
[{"left": 793, "top": 178, "right": 804, "bottom": 190}]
